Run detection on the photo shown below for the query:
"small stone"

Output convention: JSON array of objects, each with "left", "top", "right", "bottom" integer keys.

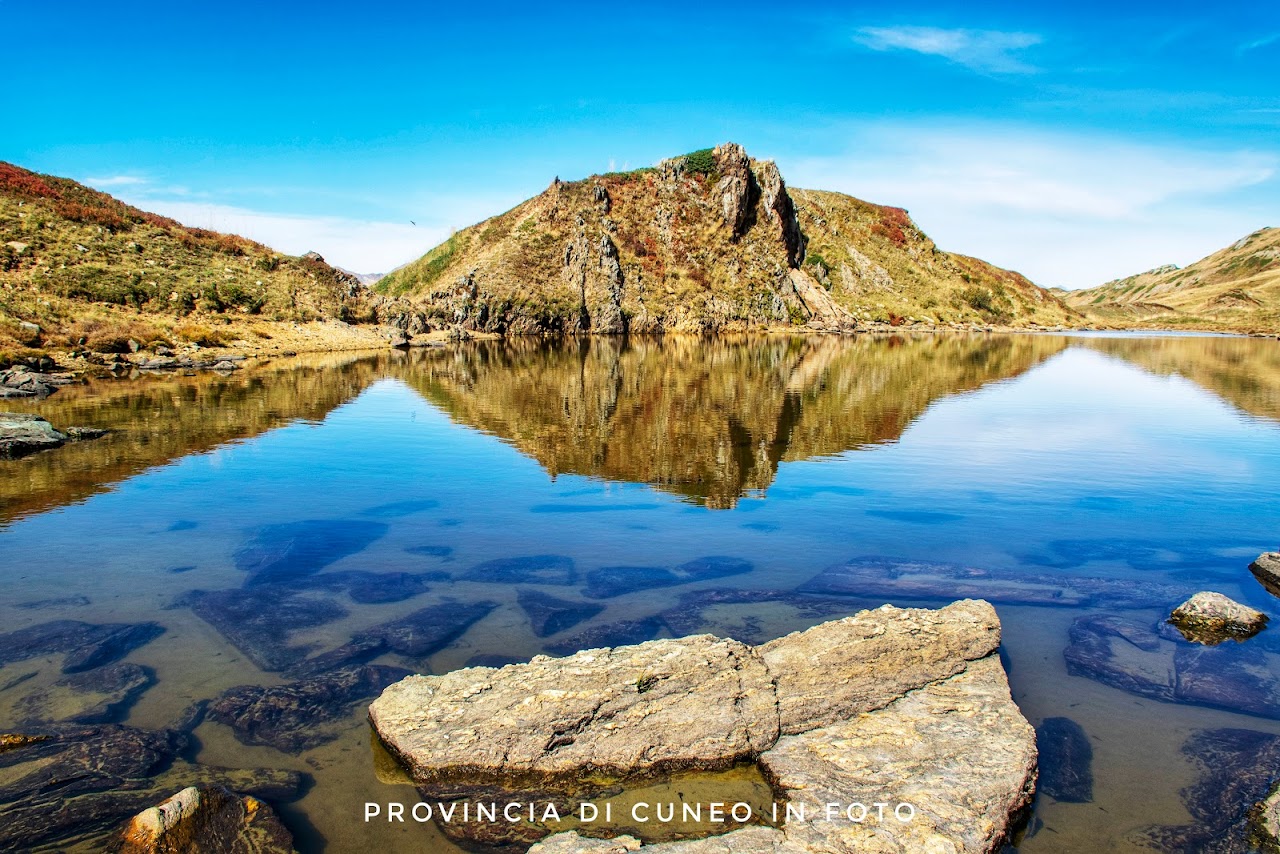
[
  {"left": 1250, "top": 553, "right": 1280, "bottom": 597},
  {"left": 211, "top": 360, "right": 240, "bottom": 371},
  {"left": 115, "top": 785, "right": 295, "bottom": 854},
  {"left": 66, "top": 426, "right": 108, "bottom": 441},
  {"left": 1169, "top": 591, "right": 1267, "bottom": 645}
]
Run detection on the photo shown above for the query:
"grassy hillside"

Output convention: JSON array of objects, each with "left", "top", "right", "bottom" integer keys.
[
  {"left": 1065, "top": 227, "right": 1280, "bottom": 332},
  {"left": 377, "top": 143, "right": 1078, "bottom": 334},
  {"left": 0, "top": 161, "right": 420, "bottom": 364}
]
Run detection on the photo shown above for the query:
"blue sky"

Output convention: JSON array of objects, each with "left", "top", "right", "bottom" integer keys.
[{"left": 4, "top": 0, "right": 1278, "bottom": 286}]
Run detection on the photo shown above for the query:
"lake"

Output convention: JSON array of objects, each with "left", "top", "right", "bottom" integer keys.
[{"left": 3, "top": 332, "right": 1280, "bottom": 852}]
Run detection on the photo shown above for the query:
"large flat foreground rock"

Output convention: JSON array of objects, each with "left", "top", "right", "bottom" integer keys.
[{"left": 369, "top": 599, "right": 1036, "bottom": 853}]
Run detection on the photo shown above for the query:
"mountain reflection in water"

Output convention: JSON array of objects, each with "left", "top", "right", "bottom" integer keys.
[{"left": 7, "top": 332, "right": 1280, "bottom": 526}]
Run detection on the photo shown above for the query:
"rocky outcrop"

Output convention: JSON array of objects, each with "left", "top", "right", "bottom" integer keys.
[
  {"left": 370, "top": 599, "right": 1036, "bottom": 852},
  {"left": 712, "top": 143, "right": 754, "bottom": 238},
  {"left": 1251, "top": 552, "right": 1280, "bottom": 597},
  {"left": 1168, "top": 591, "right": 1267, "bottom": 645},
  {"left": 115, "top": 785, "right": 295, "bottom": 854},
  {"left": 754, "top": 160, "right": 805, "bottom": 268}
]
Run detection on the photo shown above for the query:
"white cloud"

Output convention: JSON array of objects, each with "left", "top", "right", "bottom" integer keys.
[
  {"left": 85, "top": 175, "right": 148, "bottom": 187},
  {"left": 786, "top": 124, "right": 1278, "bottom": 289},
  {"left": 854, "top": 26, "right": 1042, "bottom": 73},
  {"left": 117, "top": 199, "right": 443, "bottom": 275}
]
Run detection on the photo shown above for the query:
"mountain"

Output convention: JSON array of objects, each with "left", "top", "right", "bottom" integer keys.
[
  {"left": 376, "top": 143, "right": 1078, "bottom": 334},
  {"left": 1065, "top": 227, "right": 1280, "bottom": 332},
  {"left": 0, "top": 161, "right": 424, "bottom": 362}
]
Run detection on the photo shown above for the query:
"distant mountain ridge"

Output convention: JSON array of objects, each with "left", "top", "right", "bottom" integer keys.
[
  {"left": 376, "top": 143, "right": 1078, "bottom": 334},
  {"left": 1066, "top": 227, "right": 1280, "bottom": 332}
]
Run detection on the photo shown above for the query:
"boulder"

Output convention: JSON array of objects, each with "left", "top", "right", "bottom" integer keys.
[
  {"left": 115, "top": 785, "right": 295, "bottom": 854},
  {"left": 1250, "top": 553, "right": 1280, "bottom": 597},
  {"left": 1168, "top": 591, "right": 1267, "bottom": 645},
  {"left": 0, "top": 412, "right": 66, "bottom": 458},
  {"left": 371, "top": 600, "right": 1036, "bottom": 852}
]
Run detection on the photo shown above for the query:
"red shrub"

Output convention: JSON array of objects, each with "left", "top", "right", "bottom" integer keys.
[
  {"left": 53, "top": 201, "right": 129, "bottom": 231},
  {"left": 0, "top": 163, "right": 60, "bottom": 199}
]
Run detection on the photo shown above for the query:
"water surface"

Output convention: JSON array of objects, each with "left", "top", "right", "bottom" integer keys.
[{"left": 3, "top": 333, "right": 1280, "bottom": 852}]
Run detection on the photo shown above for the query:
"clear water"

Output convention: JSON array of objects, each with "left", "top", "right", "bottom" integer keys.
[{"left": 2, "top": 333, "right": 1280, "bottom": 852}]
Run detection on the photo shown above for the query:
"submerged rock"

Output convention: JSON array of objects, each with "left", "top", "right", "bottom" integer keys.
[
  {"left": 1251, "top": 553, "right": 1280, "bottom": 598},
  {"left": 517, "top": 590, "right": 605, "bottom": 637},
  {"left": 115, "top": 785, "right": 295, "bottom": 854},
  {"left": 583, "top": 557, "right": 753, "bottom": 599},
  {"left": 660, "top": 589, "right": 865, "bottom": 646},
  {"left": 0, "top": 619, "right": 164, "bottom": 674},
  {"left": 1168, "top": 591, "right": 1267, "bottom": 645},
  {"left": 1134, "top": 728, "right": 1280, "bottom": 853},
  {"left": 210, "top": 664, "right": 413, "bottom": 754},
  {"left": 800, "top": 555, "right": 1192, "bottom": 609},
  {"left": 233, "top": 519, "right": 388, "bottom": 586},
  {"left": 0, "top": 723, "right": 303, "bottom": 851},
  {"left": 1036, "top": 717, "right": 1093, "bottom": 803},
  {"left": 543, "top": 616, "right": 664, "bottom": 656},
  {"left": 351, "top": 599, "right": 498, "bottom": 657},
  {"left": 181, "top": 588, "right": 347, "bottom": 672},
  {"left": 16, "top": 662, "right": 154, "bottom": 725},
  {"left": 305, "top": 569, "right": 445, "bottom": 604},
  {"left": 1064, "top": 614, "right": 1280, "bottom": 719},
  {"left": 463, "top": 554, "right": 577, "bottom": 585},
  {"left": 371, "top": 600, "right": 1036, "bottom": 852}
]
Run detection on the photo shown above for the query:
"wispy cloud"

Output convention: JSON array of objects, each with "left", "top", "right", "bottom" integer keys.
[
  {"left": 1239, "top": 32, "right": 1280, "bottom": 54},
  {"left": 85, "top": 175, "right": 148, "bottom": 187},
  {"left": 854, "top": 26, "right": 1042, "bottom": 73},
  {"left": 787, "top": 124, "right": 1277, "bottom": 289}
]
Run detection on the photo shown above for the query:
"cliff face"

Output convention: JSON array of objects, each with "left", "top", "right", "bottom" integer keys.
[
  {"left": 378, "top": 143, "right": 1078, "bottom": 334},
  {"left": 1066, "top": 227, "right": 1280, "bottom": 332}
]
